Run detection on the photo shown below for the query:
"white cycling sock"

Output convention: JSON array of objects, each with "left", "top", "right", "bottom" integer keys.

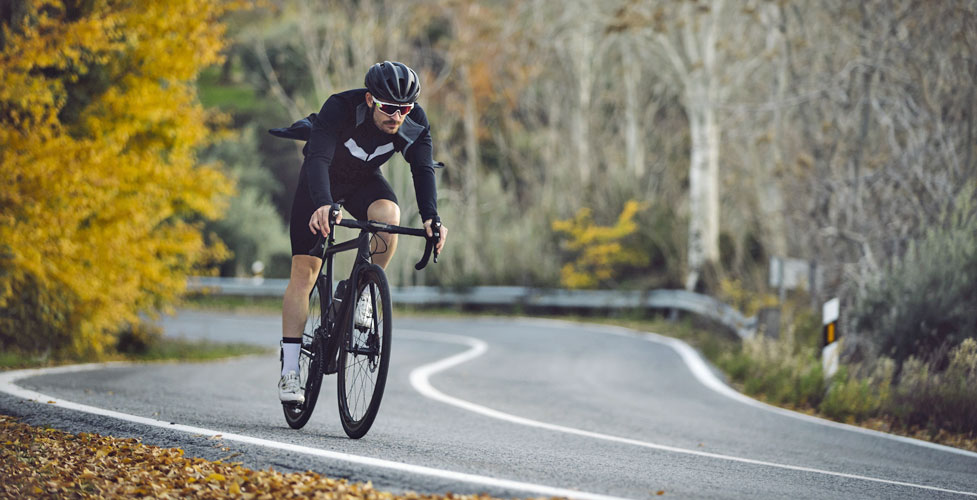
[{"left": 281, "top": 339, "right": 301, "bottom": 377}]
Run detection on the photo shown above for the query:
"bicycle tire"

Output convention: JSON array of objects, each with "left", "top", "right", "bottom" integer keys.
[
  {"left": 337, "top": 264, "right": 392, "bottom": 439},
  {"left": 283, "top": 279, "right": 327, "bottom": 429}
]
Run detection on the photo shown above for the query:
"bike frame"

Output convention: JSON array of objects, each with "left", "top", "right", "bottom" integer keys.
[
  {"left": 311, "top": 217, "right": 438, "bottom": 368},
  {"left": 319, "top": 225, "right": 372, "bottom": 358}
]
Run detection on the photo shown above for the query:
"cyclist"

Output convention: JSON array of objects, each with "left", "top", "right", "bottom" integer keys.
[{"left": 278, "top": 61, "right": 448, "bottom": 403}]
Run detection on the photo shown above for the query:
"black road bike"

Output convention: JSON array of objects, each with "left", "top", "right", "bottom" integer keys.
[{"left": 282, "top": 207, "right": 440, "bottom": 439}]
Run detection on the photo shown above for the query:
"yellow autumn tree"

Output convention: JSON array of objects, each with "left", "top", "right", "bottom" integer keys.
[
  {"left": 0, "top": 0, "right": 246, "bottom": 357},
  {"left": 552, "top": 200, "right": 651, "bottom": 289}
]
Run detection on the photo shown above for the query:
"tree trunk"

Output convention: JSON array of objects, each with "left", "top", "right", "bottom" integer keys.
[
  {"left": 570, "top": 31, "right": 593, "bottom": 185},
  {"left": 762, "top": 2, "right": 789, "bottom": 259},
  {"left": 674, "top": 0, "right": 724, "bottom": 291},
  {"left": 685, "top": 95, "right": 721, "bottom": 290},
  {"left": 968, "top": 61, "right": 975, "bottom": 177},
  {"left": 623, "top": 41, "right": 645, "bottom": 178},
  {"left": 460, "top": 63, "right": 480, "bottom": 270}
]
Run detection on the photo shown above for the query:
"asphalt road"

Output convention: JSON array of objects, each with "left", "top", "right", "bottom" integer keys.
[{"left": 2, "top": 311, "right": 976, "bottom": 499}]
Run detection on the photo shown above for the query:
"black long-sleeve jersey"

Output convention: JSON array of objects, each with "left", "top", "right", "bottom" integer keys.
[{"left": 304, "top": 88, "right": 438, "bottom": 221}]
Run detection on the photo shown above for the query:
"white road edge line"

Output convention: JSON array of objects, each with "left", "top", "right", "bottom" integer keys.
[
  {"left": 402, "top": 329, "right": 977, "bottom": 498},
  {"left": 0, "top": 363, "right": 625, "bottom": 500}
]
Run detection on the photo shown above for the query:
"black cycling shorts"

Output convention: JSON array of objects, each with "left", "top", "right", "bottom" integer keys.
[{"left": 289, "top": 171, "right": 398, "bottom": 256}]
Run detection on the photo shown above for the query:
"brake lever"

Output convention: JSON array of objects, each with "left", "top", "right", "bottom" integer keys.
[
  {"left": 308, "top": 204, "right": 343, "bottom": 257},
  {"left": 431, "top": 217, "right": 442, "bottom": 264},
  {"left": 329, "top": 204, "right": 341, "bottom": 233}
]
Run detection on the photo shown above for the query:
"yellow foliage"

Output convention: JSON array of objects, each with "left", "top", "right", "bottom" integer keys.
[
  {"left": 718, "top": 278, "right": 779, "bottom": 316},
  {"left": 0, "top": 0, "right": 247, "bottom": 357},
  {"left": 552, "top": 200, "right": 650, "bottom": 289}
]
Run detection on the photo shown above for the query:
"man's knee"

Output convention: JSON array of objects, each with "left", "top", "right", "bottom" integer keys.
[
  {"left": 289, "top": 255, "right": 321, "bottom": 287},
  {"left": 367, "top": 199, "right": 400, "bottom": 225}
]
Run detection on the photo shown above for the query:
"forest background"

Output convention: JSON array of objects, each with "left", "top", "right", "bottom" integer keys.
[
  {"left": 1, "top": 0, "right": 975, "bottom": 437},
  {"left": 203, "top": 0, "right": 977, "bottom": 370}
]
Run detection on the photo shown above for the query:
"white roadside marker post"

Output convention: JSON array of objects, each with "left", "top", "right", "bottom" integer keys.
[{"left": 821, "top": 297, "right": 840, "bottom": 379}]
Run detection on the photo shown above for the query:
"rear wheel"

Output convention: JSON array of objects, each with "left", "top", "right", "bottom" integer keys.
[
  {"left": 337, "top": 265, "right": 392, "bottom": 439},
  {"left": 283, "top": 279, "right": 326, "bottom": 429}
]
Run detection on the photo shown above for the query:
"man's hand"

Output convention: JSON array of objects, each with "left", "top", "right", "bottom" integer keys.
[
  {"left": 309, "top": 204, "right": 342, "bottom": 237},
  {"left": 423, "top": 218, "right": 447, "bottom": 254}
]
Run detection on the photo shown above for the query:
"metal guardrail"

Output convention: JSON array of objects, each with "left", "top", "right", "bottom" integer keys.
[{"left": 187, "top": 277, "right": 756, "bottom": 339}]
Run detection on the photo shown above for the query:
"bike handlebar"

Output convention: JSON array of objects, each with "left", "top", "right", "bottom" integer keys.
[{"left": 308, "top": 216, "right": 441, "bottom": 271}]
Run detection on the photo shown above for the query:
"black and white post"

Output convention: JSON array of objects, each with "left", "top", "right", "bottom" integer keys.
[{"left": 821, "top": 297, "right": 840, "bottom": 379}]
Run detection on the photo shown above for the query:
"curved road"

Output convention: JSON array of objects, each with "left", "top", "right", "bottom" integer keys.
[{"left": 2, "top": 311, "right": 976, "bottom": 499}]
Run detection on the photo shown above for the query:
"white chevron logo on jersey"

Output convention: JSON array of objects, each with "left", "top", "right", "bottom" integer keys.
[{"left": 344, "top": 139, "right": 394, "bottom": 161}]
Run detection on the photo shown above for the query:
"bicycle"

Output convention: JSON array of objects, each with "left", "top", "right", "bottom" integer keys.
[{"left": 281, "top": 205, "right": 440, "bottom": 439}]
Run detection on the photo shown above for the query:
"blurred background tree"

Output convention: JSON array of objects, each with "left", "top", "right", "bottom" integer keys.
[
  {"left": 199, "top": 126, "right": 290, "bottom": 278},
  {"left": 553, "top": 200, "right": 651, "bottom": 289},
  {"left": 0, "top": 0, "right": 247, "bottom": 357}
]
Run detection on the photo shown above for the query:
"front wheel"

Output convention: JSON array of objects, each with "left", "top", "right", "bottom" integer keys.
[{"left": 337, "top": 264, "right": 392, "bottom": 439}]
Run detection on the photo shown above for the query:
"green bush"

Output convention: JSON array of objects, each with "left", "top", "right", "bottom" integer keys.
[
  {"left": 718, "top": 330, "right": 826, "bottom": 409},
  {"left": 851, "top": 189, "right": 977, "bottom": 364},
  {"left": 722, "top": 294, "right": 976, "bottom": 439},
  {"left": 115, "top": 322, "right": 164, "bottom": 355},
  {"left": 818, "top": 359, "right": 893, "bottom": 423},
  {"left": 203, "top": 128, "right": 291, "bottom": 278},
  {"left": 887, "top": 338, "right": 977, "bottom": 434}
]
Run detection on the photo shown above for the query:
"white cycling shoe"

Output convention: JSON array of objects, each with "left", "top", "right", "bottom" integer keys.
[
  {"left": 278, "top": 370, "right": 304, "bottom": 404},
  {"left": 354, "top": 288, "right": 373, "bottom": 328}
]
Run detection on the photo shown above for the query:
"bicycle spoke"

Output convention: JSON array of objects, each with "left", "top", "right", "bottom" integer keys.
[
  {"left": 349, "top": 324, "right": 374, "bottom": 410},
  {"left": 345, "top": 331, "right": 380, "bottom": 420}
]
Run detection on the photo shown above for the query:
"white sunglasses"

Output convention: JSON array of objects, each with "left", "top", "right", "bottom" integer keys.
[{"left": 372, "top": 97, "right": 414, "bottom": 116}]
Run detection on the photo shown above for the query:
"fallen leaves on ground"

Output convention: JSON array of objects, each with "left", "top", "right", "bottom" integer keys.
[
  {"left": 860, "top": 417, "right": 977, "bottom": 452},
  {"left": 0, "top": 415, "right": 549, "bottom": 500}
]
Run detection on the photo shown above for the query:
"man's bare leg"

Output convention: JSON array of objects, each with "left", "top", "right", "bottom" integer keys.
[
  {"left": 366, "top": 199, "right": 400, "bottom": 269},
  {"left": 278, "top": 254, "right": 321, "bottom": 402},
  {"left": 282, "top": 255, "right": 322, "bottom": 339}
]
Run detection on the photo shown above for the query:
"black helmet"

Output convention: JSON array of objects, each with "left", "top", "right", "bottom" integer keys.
[{"left": 364, "top": 61, "right": 420, "bottom": 104}]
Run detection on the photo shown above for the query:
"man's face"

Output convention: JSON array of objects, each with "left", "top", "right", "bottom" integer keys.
[{"left": 367, "top": 93, "right": 412, "bottom": 134}]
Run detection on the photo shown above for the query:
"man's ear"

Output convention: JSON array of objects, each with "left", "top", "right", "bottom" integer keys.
[{"left": 365, "top": 92, "right": 373, "bottom": 106}]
